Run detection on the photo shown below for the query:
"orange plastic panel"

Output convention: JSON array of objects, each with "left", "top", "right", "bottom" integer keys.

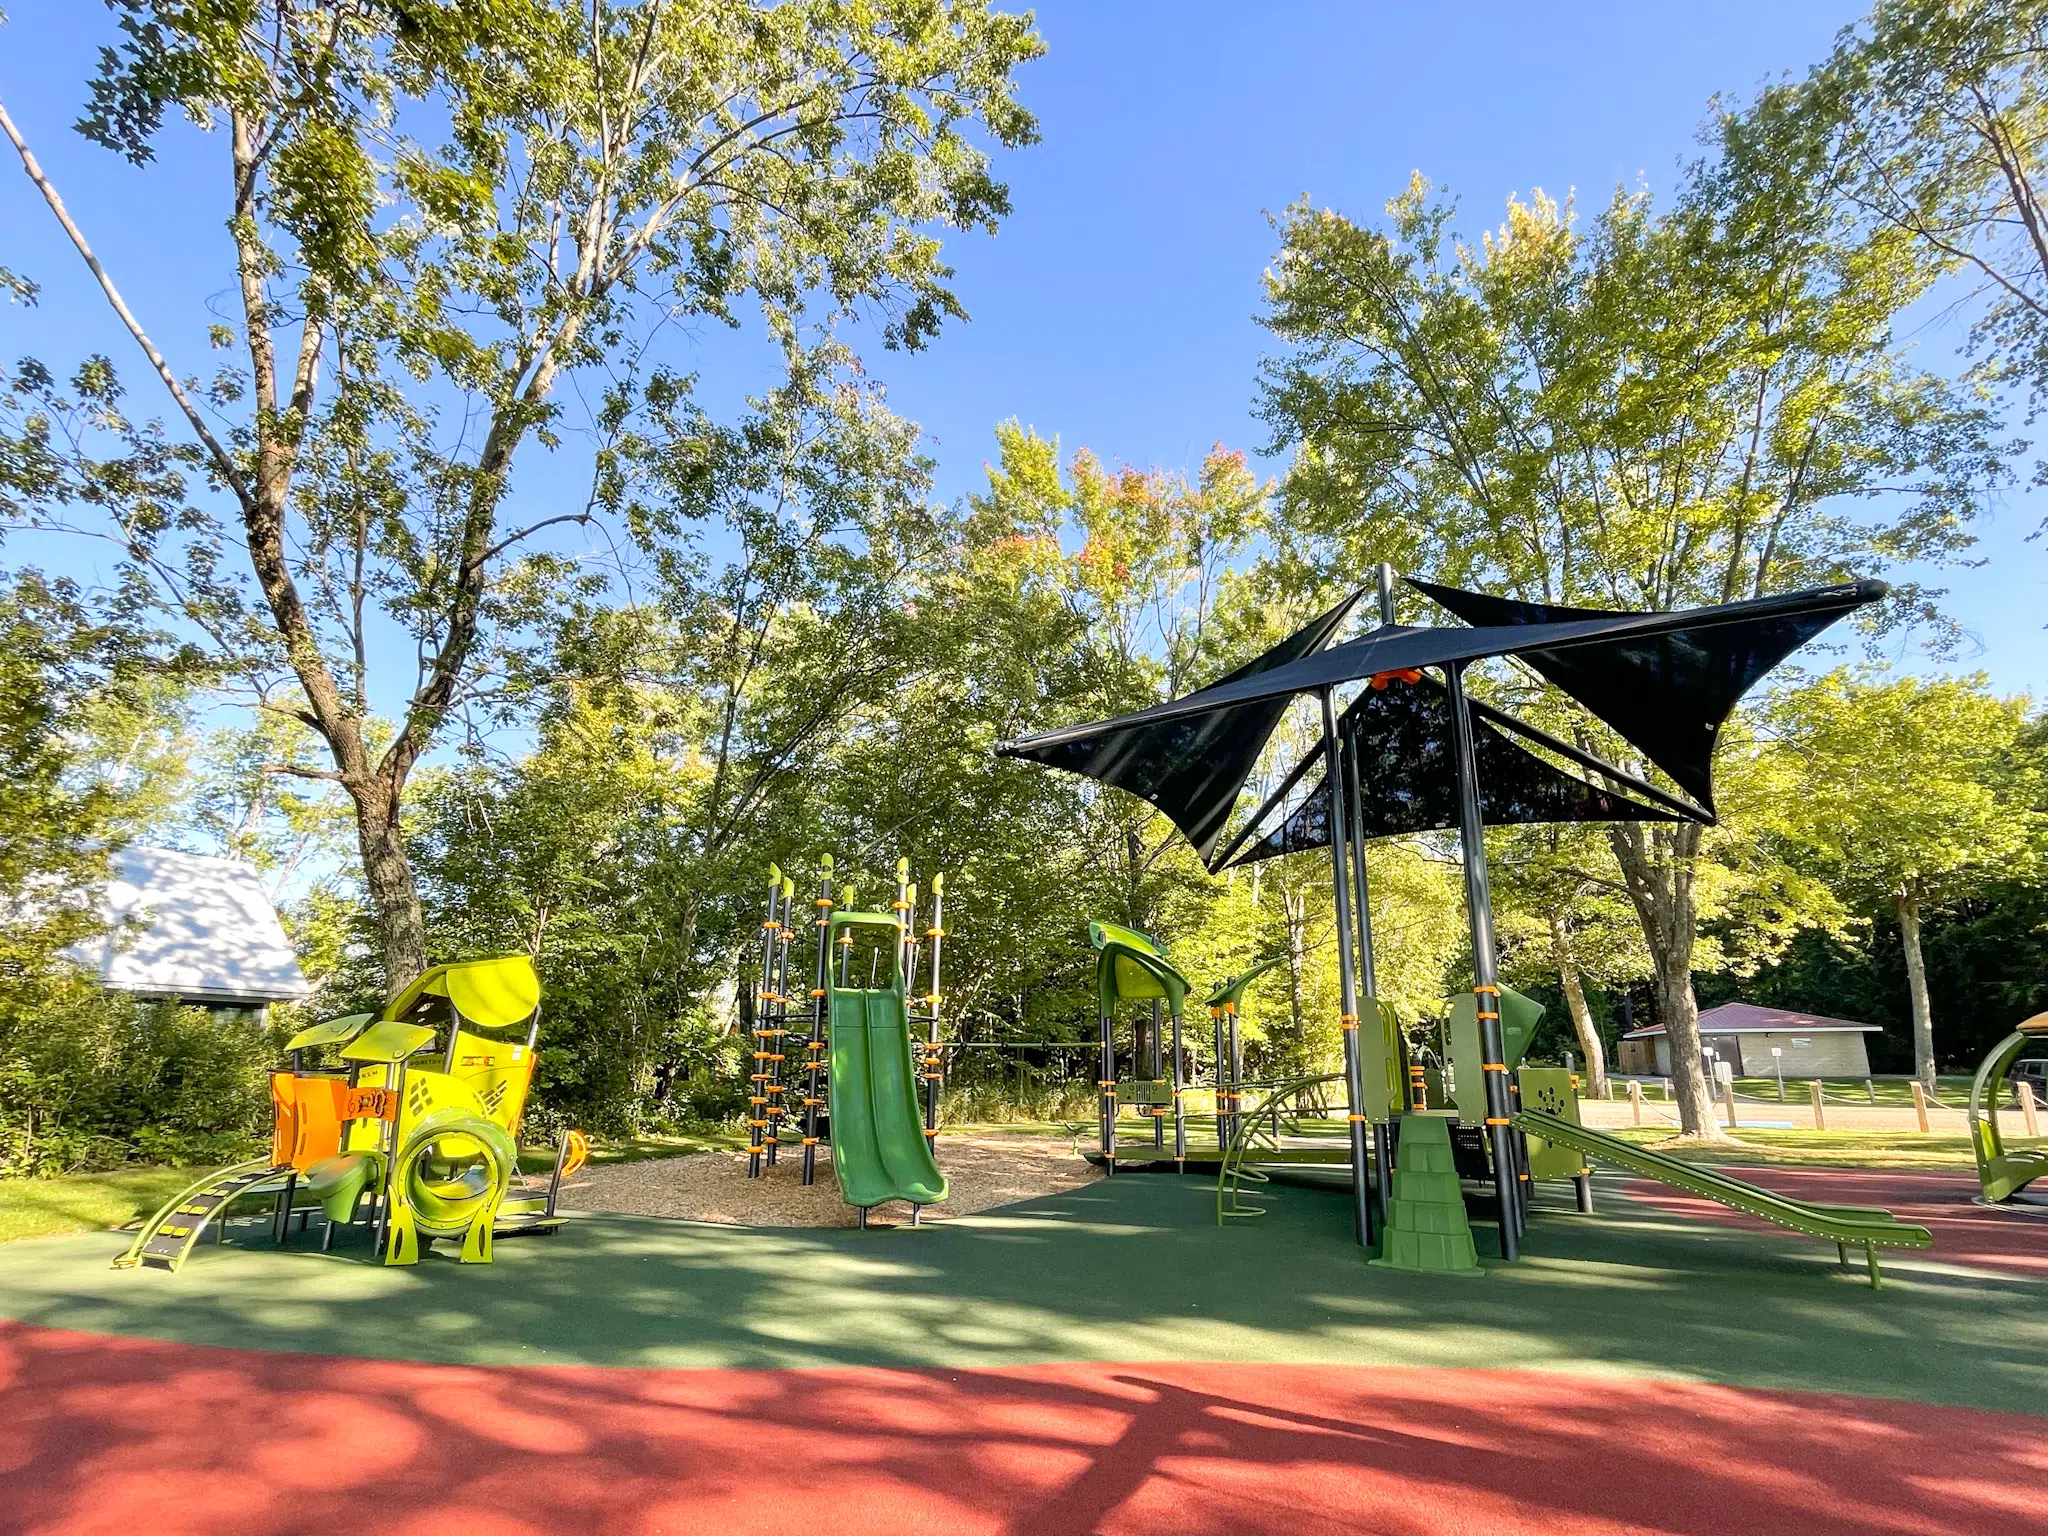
[
  {"left": 269, "top": 1073, "right": 350, "bottom": 1170},
  {"left": 341, "top": 1085, "right": 400, "bottom": 1123},
  {"left": 561, "top": 1129, "right": 590, "bottom": 1180}
]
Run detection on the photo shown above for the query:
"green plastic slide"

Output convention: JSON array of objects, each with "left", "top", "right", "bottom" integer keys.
[
  {"left": 827, "top": 918, "right": 947, "bottom": 1213},
  {"left": 1513, "top": 1107, "right": 1931, "bottom": 1288}
]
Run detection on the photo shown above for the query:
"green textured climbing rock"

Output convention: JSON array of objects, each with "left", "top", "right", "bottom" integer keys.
[{"left": 1370, "top": 1111, "right": 1481, "bottom": 1275}]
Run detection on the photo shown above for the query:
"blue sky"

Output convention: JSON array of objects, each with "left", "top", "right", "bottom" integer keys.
[{"left": 2, "top": 1, "right": 2042, "bottom": 697}]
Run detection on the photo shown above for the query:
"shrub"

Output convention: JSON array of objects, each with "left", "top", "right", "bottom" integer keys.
[{"left": 0, "top": 963, "right": 280, "bottom": 1177}]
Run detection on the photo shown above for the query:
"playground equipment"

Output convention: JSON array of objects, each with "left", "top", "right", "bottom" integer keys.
[
  {"left": 118, "top": 956, "right": 586, "bottom": 1271},
  {"left": 1004, "top": 563, "right": 1913, "bottom": 1274},
  {"left": 1210, "top": 983, "right": 1592, "bottom": 1273},
  {"left": 1968, "top": 1010, "right": 2048, "bottom": 1204},
  {"left": 1086, "top": 922, "right": 1285, "bottom": 1175},
  {"left": 747, "top": 855, "right": 949, "bottom": 1225},
  {"left": 1208, "top": 956, "right": 1286, "bottom": 1150},
  {"left": 1513, "top": 1109, "right": 1931, "bottom": 1288}
]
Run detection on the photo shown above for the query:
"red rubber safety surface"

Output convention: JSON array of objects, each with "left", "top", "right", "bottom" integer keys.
[
  {"left": 6, "top": 1321, "right": 2047, "bottom": 1535},
  {"left": 1621, "top": 1165, "right": 2048, "bottom": 1277}
]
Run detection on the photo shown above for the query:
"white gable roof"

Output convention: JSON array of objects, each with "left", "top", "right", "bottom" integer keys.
[{"left": 70, "top": 845, "right": 310, "bottom": 1005}]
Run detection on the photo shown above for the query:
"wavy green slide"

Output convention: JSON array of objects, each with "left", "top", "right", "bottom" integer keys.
[
  {"left": 1515, "top": 1107, "right": 1930, "bottom": 1288},
  {"left": 827, "top": 922, "right": 947, "bottom": 1213}
]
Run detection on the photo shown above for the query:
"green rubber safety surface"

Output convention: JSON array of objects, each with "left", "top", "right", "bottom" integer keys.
[{"left": 2, "top": 1171, "right": 2045, "bottom": 1416}]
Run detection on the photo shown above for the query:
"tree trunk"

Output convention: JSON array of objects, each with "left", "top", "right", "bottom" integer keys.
[
  {"left": 351, "top": 779, "right": 428, "bottom": 997},
  {"left": 1549, "top": 910, "right": 1608, "bottom": 1100},
  {"left": 1896, "top": 882, "right": 1937, "bottom": 1093},
  {"left": 1610, "top": 821, "right": 1724, "bottom": 1140}
]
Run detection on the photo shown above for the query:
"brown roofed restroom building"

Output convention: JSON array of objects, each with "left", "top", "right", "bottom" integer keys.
[{"left": 1617, "top": 1002, "right": 1880, "bottom": 1079}]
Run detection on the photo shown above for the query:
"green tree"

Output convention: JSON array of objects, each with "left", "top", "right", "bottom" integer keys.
[
  {"left": 1725, "top": 0, "right": 2048, "bottom": 501},
  {"left": 1768, "top": 668, "right": 2041, "bottom": 1089},
  {"left": 1493, "top": 825, "right": 1650, "bottom": 1100},
  {"left": 1, "top": 0, "right": 1040, "bottom": 992},
  {"left": 0, "top": 569, "right": 233, "bottom": 1175},
  {"left": 1257, "top": 161, "right": 2003, "bottom": 1136}
]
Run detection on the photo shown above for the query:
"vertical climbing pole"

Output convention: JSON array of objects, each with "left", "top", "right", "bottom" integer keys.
[
  {"left": 1170, "top": 997, "right": 1186, "bottom": 1170},
  {"left": 765, "top": 874, "right": 797, "bottom": 1167},
  {"left": 1211, "top": 998, "right": 1229, "bottom": 1154},
  {"left": 894, "top": 859, "right": 914, "bottom": 983},
  {"left": 1146, "top": 1000, "right": 1164, "bottom": 1147},
  {"left": 802, "top": 856, "right": 834, "bottom": 1186},
  {"left": 1320, "top": 687, "right": 1374, "bottom": 1248},
  {"left": 1098, "top": 995, "right": 1117, "bottom": 1175},
  {"left": 1444, "top": 659, "right": 1520, "bottom": 1259},
  {"left": 921, "top": 873, "right": 946, "bottom": 1141},
  {"left": 1226, "top": 1001, "right": 1242, "bottom": 1150},
  {"left": 748, "top": 867, "right": 782, "bottom": 1178},
  {"left": 837, "top": 885, "right": 855, "bottom": 986}
]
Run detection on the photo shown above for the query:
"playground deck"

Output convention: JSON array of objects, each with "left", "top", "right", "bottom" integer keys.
[{"left": 3, "top": 1168, "right": 2046, "bottom": 1533}]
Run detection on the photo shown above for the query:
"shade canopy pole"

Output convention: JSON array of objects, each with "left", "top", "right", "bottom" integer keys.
[
  {"left": 1444, "top": 660, "right": 1520, "bottom": 1260},
  {"left": 1319, "top": 687, "right": 1374, "bottom": 1248},
  {"left": 1365, "top": 564, "right": 1398, "bottom": 1208},
  {"left": 1343, "top": 706, "right": 1395, "bottom": 1214},
  {"left": 1350, "top": 563, "right": 1395, "bottom": 1000}
]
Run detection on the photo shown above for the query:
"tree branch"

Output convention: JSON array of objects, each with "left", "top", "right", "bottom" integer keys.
[{"left": 0, "top": 95, "right": 254, "bottom": 508}]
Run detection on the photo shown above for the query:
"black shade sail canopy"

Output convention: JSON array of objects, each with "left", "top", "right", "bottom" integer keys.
[
  {"left": 1001, "top": 591, "right": 1363, "bottom": 864},
  {"left": 1405, "top": 578, "right": 1885, "bottom": 815},
  {"left": 1221, "top": 673, "right": 1683, "bottom": 868},
  {"left": 1002, "top": 579, "right": 1885, "bottom": 760}
]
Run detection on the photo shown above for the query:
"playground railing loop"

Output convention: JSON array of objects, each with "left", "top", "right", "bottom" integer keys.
[{"left": 1215, "top": 1071, "right": 1347, "bottom": 1225}]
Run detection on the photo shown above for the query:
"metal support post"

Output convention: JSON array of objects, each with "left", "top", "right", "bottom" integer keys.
[
  {"left": 1099, "top": 1009, "right": 1116, "bottom": 1174},
  {"left": 1170, "top": 1004, "right": 1186, "bottom": 1169},
  {"left": 802, "top": 858, "right": 834, "bottom": 1186},
  {"left": 765, "top": 875, "right": 797, "bottom": 1166},
  {"left": 1149, "top": 999, "right": 1165, "bottom": 1147},
  {"left": 1227, "top": 1006, "right": 1243, "bottom": 1150},
  {"left": 1444, "top": 661, "right": 1520, "bottom": 1259},
  {"left": 922, "top": 873, "right": 945, "bottom": 1142},
  {"left": 1341, "top": 719, "right": 1382, "bottom": 1207},
  {"left": 1320, "top": 688, "right": 1374, "bottom": 1247},
  {"left": 748, "top": 868, "right": 780, "bottom": 1178}
]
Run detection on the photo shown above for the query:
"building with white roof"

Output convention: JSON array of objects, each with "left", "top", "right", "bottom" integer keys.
[{"left": 67, "top": 845, "right": 310, "bottom": 1014}]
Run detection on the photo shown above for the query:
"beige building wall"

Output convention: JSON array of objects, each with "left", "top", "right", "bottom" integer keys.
[{"left": 1735, "top": 1030, "right": 1871, "bottom": 1078}]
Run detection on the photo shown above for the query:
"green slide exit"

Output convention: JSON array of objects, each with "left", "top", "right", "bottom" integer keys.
[
  {"left": 828, "top": 984, "right": 948, "bottom": 1211},
  {"left": 1515, "top": 1107, "right": 1930, "bottom": 1287}
]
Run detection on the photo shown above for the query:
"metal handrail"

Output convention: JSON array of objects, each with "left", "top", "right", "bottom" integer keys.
[{"left": 1215, "top": 1071, "right": 1348, "bottom": 1223}]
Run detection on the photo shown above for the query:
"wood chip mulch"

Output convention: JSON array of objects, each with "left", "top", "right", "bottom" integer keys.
[{"left": 558, "top": 1131, "right": 1104, "bottom": 1229}]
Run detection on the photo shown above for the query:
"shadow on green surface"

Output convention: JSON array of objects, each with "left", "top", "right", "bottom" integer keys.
[{"left": 0, "top": 1172, "right": 2042, "bottom": 1415}]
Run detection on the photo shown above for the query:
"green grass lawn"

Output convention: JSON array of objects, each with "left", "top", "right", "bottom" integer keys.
[
  {"left": 1601, "top": 1124, "right": 2014, "bottom": 1170},
  {"left": 0, "top": 1165, "right": 213, "bottom": 1245},
  {"left": 1714, "top": 1075, "right": 1980, "bottom": 1107},
  {"left": 0, "top": 1126, "right": 755, "bottom": 1245}
]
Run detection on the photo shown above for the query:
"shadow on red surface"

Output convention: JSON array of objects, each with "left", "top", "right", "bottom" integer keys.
[
  {"left": 3, "top": 1321, "right": 2043, "bottom": 1534},
  {"left": 1623, "top": 1165, "right": 2048, "bottom": 1277}
]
